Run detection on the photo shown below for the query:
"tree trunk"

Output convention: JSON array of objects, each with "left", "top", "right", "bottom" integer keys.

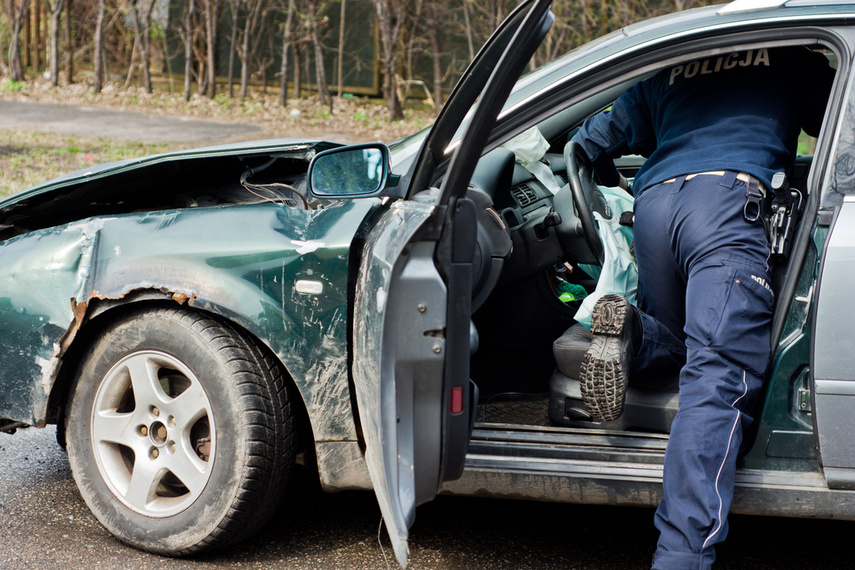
[
  {"left": 63, "top": 0, "right": 72, "bottom": 83},
  {"left": 293, "top": 43, "right": 301, "bottom": 99},
  {"left": 307, "top": 0, "right": 329, "bottom": 108},
  {"left": 140, "top": 0, "right": 154, "bottom": 93},
  {"left": 161, "top": 21, "right": 174, "bottom": 93},
  {"left": 303, "top": 41, "right": 311, "bottom": 94},
  {"left": 125, "top": 1, "right": 141, "bottom": 88},
  {"left": 238, "top": 0, "right": 263, "bottom": 100},
  {"left": 227, "top": 0, "right": 239, "bottom": 97},
  {"left": 93, "top": 0, "right": 105, "bottom": 92},
  {"left": 337, "top": 0, "right": 344, "bottom": 97},
  {"left": 23, "top": 0, "right": 29, "bottom": 68},
  {"left": 33, "top": 0, "right": 40, "bottom": 71},
  {"left": 202, "top": 0, "right": 221, "bottom": 98},
  {"left": 123, "top": 33, "right": 138, "bottom": 89},
  {"left": 427, "top": 0, "right": 441, "bottom": 110},
  {"left": 260, "top": 59, "right": 269, "bottom": 93},
  {"left": 463, "top": 0, "right": 474, "bottom": 60},
  {"left": 373, "top": 0, "right": 404, "bottom": 120},
  {"left": 125, "top": 0, "right": 155, "bottom": 93},
  {"left": 5, "top": 0, "right": 27, "bottom": 82},
  {"left": 183, "top": 0, "right": 195, "bottom": 101},
  {"left": 48, "top": 0, "right": 64, "bottom": 87},
  {"left": 278, "top": 0, "right": 295, "bottom": 105},
  {"left": 238, "top": 6, "right": 249, "bottom": 99}
]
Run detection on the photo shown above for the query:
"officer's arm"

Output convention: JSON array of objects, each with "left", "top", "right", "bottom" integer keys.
[
  {"left": 571, "top": 86, "right": 655, "bottom": 187},
  {"left": 571, "top": 107, "right": 626, "bottom": 187}
]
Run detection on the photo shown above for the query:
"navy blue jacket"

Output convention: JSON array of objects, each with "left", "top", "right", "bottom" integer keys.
[{"left": 572, "top": 47, "right": 835, "bottom": 194}]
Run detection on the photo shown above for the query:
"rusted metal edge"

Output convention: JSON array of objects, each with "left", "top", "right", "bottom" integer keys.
[{"left": 62, "top": 288, "right": 199, "bottom": 354}]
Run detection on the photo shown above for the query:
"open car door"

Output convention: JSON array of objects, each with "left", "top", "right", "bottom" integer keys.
[{"left": 348, "top": 0, "right": 554, "bottom": 566}]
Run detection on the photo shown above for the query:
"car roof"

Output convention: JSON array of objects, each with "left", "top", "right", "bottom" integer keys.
[
  {"left": 722, "top": 0, "right": 855, "bottom": 15},
  {"left": 499, "top": 0, "right": 854, "bottom": 119}
]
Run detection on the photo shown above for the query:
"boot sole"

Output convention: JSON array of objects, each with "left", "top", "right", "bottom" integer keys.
[{"left": 580, "top": 294, "right": 631, "bottom": 422}]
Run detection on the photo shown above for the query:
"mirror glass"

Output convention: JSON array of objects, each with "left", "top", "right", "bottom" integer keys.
[{"left": 310, "top": 147, "right": 386, "bottom": 197}]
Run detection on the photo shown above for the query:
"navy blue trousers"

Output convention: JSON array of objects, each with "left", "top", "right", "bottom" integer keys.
[{"left": 631, "top": 172, "right": 774, "bottom": 570}]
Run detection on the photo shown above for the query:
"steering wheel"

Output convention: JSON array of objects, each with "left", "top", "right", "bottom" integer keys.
[{"left": 556, "top": 141, "right": 611, "bottom": 265}]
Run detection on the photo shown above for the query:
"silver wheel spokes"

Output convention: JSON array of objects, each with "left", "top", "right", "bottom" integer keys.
[{"left": 91, "top": 351, "right": 215, "bottom": 517}]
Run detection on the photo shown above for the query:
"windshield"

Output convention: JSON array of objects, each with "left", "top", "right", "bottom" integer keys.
[{"left": 388, "top": 127, "right": 430, "bottom": 173}]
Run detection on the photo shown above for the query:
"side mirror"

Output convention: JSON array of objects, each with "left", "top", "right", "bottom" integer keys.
[{"left": 308, "top": 144, "right": 390, "bottom": 198}]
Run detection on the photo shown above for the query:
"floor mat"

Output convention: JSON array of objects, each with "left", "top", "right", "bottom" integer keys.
[{"left": 477, "top": 392, "right": 550, "bottom": 426}]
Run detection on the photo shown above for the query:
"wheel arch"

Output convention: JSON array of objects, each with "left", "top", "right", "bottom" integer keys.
[
  {"left": 48, "top": 291, "right": 371, "bottom": 492},
  {"left": 50, "top": 292, "right": 310, "bottom": 440}
]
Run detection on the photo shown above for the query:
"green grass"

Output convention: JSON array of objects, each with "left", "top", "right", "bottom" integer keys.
[
  {"left": 0, "top": 130, "right": 186, "bottom": 198},
  {"left": 2, "top": 79, "right": 26, "bottom": 92}
]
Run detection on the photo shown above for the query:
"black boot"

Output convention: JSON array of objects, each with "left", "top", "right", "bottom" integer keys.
[{"left": 580, "top": 294, "right": 641, "bottom": 421}]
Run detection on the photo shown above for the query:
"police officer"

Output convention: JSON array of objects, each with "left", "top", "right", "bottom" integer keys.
[{"left": 571, "top": 46, "right": 834, "bottom": 569}]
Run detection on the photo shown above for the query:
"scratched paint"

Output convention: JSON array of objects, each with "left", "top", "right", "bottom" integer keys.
[{"left": 0, "top": 197, "right": 380, "bottom": 453}]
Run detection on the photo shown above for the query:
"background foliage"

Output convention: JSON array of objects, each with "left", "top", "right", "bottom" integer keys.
[{"left": 0, "top": 0, "right": 717, "bottom": 119}]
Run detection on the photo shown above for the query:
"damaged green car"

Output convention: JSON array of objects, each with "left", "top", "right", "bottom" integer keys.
[{"left": 4, "top": 0, "right": 855, "bottom": 566}]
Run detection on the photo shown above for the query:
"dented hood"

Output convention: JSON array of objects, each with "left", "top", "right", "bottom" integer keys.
[{"left": 1, "top": 138, "right": 341, "bottom": 209}]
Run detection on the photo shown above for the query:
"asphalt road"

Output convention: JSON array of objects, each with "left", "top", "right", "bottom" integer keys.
[
  {"left": 0, "top": 100, "right": 264, "bottom": 144},
  {"left": 3, "top": 426, "right": 855, "bottom": 570},
  {"left": 2, "top": 102, "right": 855, "bottom": 569}
]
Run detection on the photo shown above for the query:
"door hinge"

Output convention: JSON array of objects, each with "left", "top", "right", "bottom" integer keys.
[{"left": 797, "top": 387, "right": 812, "bottom": 412}]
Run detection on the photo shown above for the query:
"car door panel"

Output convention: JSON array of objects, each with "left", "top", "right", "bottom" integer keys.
[
  {"left": 352, "top": 0, "right": 554, "bottom": 566},
  {"left": 352, "top": 200, "right": 446, "bottom": 565},
  {"left": 813, "top": 200, "right": 855, "bottom": 489}
]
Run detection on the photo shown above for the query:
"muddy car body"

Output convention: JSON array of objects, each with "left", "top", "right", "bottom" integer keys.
[{"left": 3, "top": 0, "right": 855, "bottom": 565}]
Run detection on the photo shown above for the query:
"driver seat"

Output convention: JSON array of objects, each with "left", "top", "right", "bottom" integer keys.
[{"left": 549, "top": 323, "right": 679, "bottom": 433}]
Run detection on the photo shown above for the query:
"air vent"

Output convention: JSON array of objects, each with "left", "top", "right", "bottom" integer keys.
[{"left": 511, "top": 184, "right": 538, "bottom": 207}]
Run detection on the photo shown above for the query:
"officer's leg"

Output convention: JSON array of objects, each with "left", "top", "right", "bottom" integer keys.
[
  {"left": 651, "top": 176, "right": 773, "bottom": 570},
  {"left": 579, "top": 181, "right": 687, "bottom": 417},
  {"left": 631, "top": 181, "right": 688, "bottom": 377}
]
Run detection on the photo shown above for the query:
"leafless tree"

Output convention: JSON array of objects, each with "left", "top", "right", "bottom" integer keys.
[
  {"left": 306, "top": 0, "right": 330, "bottom": 108},
  {"left": 64, "top": 0, "right": 72, "bottom": 83},
  {"left": 201, "top": 0, "right": 222, "bottom": 97},
  {"left": 93, "top": 0, "right": 106, "bottom": 91},
  {"left": 373, "top": 0, "right": 405, "bottom": 119},
  {"left": 227, "top": 0, "right": 240, "bottom": 96},
  {"left": 336, "top": 0, "right": 344, "bottom": 96},
  {"left": 238, "top": 0, "right": 264, "bottom": 99},
  {"left": 32, "top": 0, "right": 41, "bottom": 71},
  {"left": 180, "top": 0, "right": 196, "bottom": 100},
  {"left": 45, "top": 0, "right": 64, "bottom": 87},
  {"left": 425, "top": 0, "right": 442, "bottom": 108},
  {"left": 5, "top": 0, "right": 28, "bottom": 81},
  {"left": 123, "top": 0, "right": 155, "bottom": 92},
  {"left": 278, "top": 0, "right": 295, "bottom": 105}
]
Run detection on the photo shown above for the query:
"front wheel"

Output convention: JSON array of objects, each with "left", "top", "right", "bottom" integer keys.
[{"left": 65, "top": 306, "right": 294, "bottom": 555}]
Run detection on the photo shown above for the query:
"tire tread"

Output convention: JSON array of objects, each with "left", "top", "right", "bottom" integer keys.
[{"left": 66, "top": 306, "right": 296, "bottom": 557}]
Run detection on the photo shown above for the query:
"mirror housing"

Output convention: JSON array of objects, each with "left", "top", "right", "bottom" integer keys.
[{"left": 308, "top": 143, "right": 391, "bottom": 198}]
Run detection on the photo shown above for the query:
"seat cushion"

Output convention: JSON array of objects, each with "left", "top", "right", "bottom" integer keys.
[{"left": 552, "top": 323, "right": 592, "bottom": 379}]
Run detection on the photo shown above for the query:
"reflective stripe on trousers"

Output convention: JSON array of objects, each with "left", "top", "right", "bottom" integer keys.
[{"left": 630, "top": 172, "right": 773, "bottom": 570}]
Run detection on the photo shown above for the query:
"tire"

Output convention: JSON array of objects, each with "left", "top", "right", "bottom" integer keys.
[{"left": 65, "top": 306, "right": 295, "bottom": 555}]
